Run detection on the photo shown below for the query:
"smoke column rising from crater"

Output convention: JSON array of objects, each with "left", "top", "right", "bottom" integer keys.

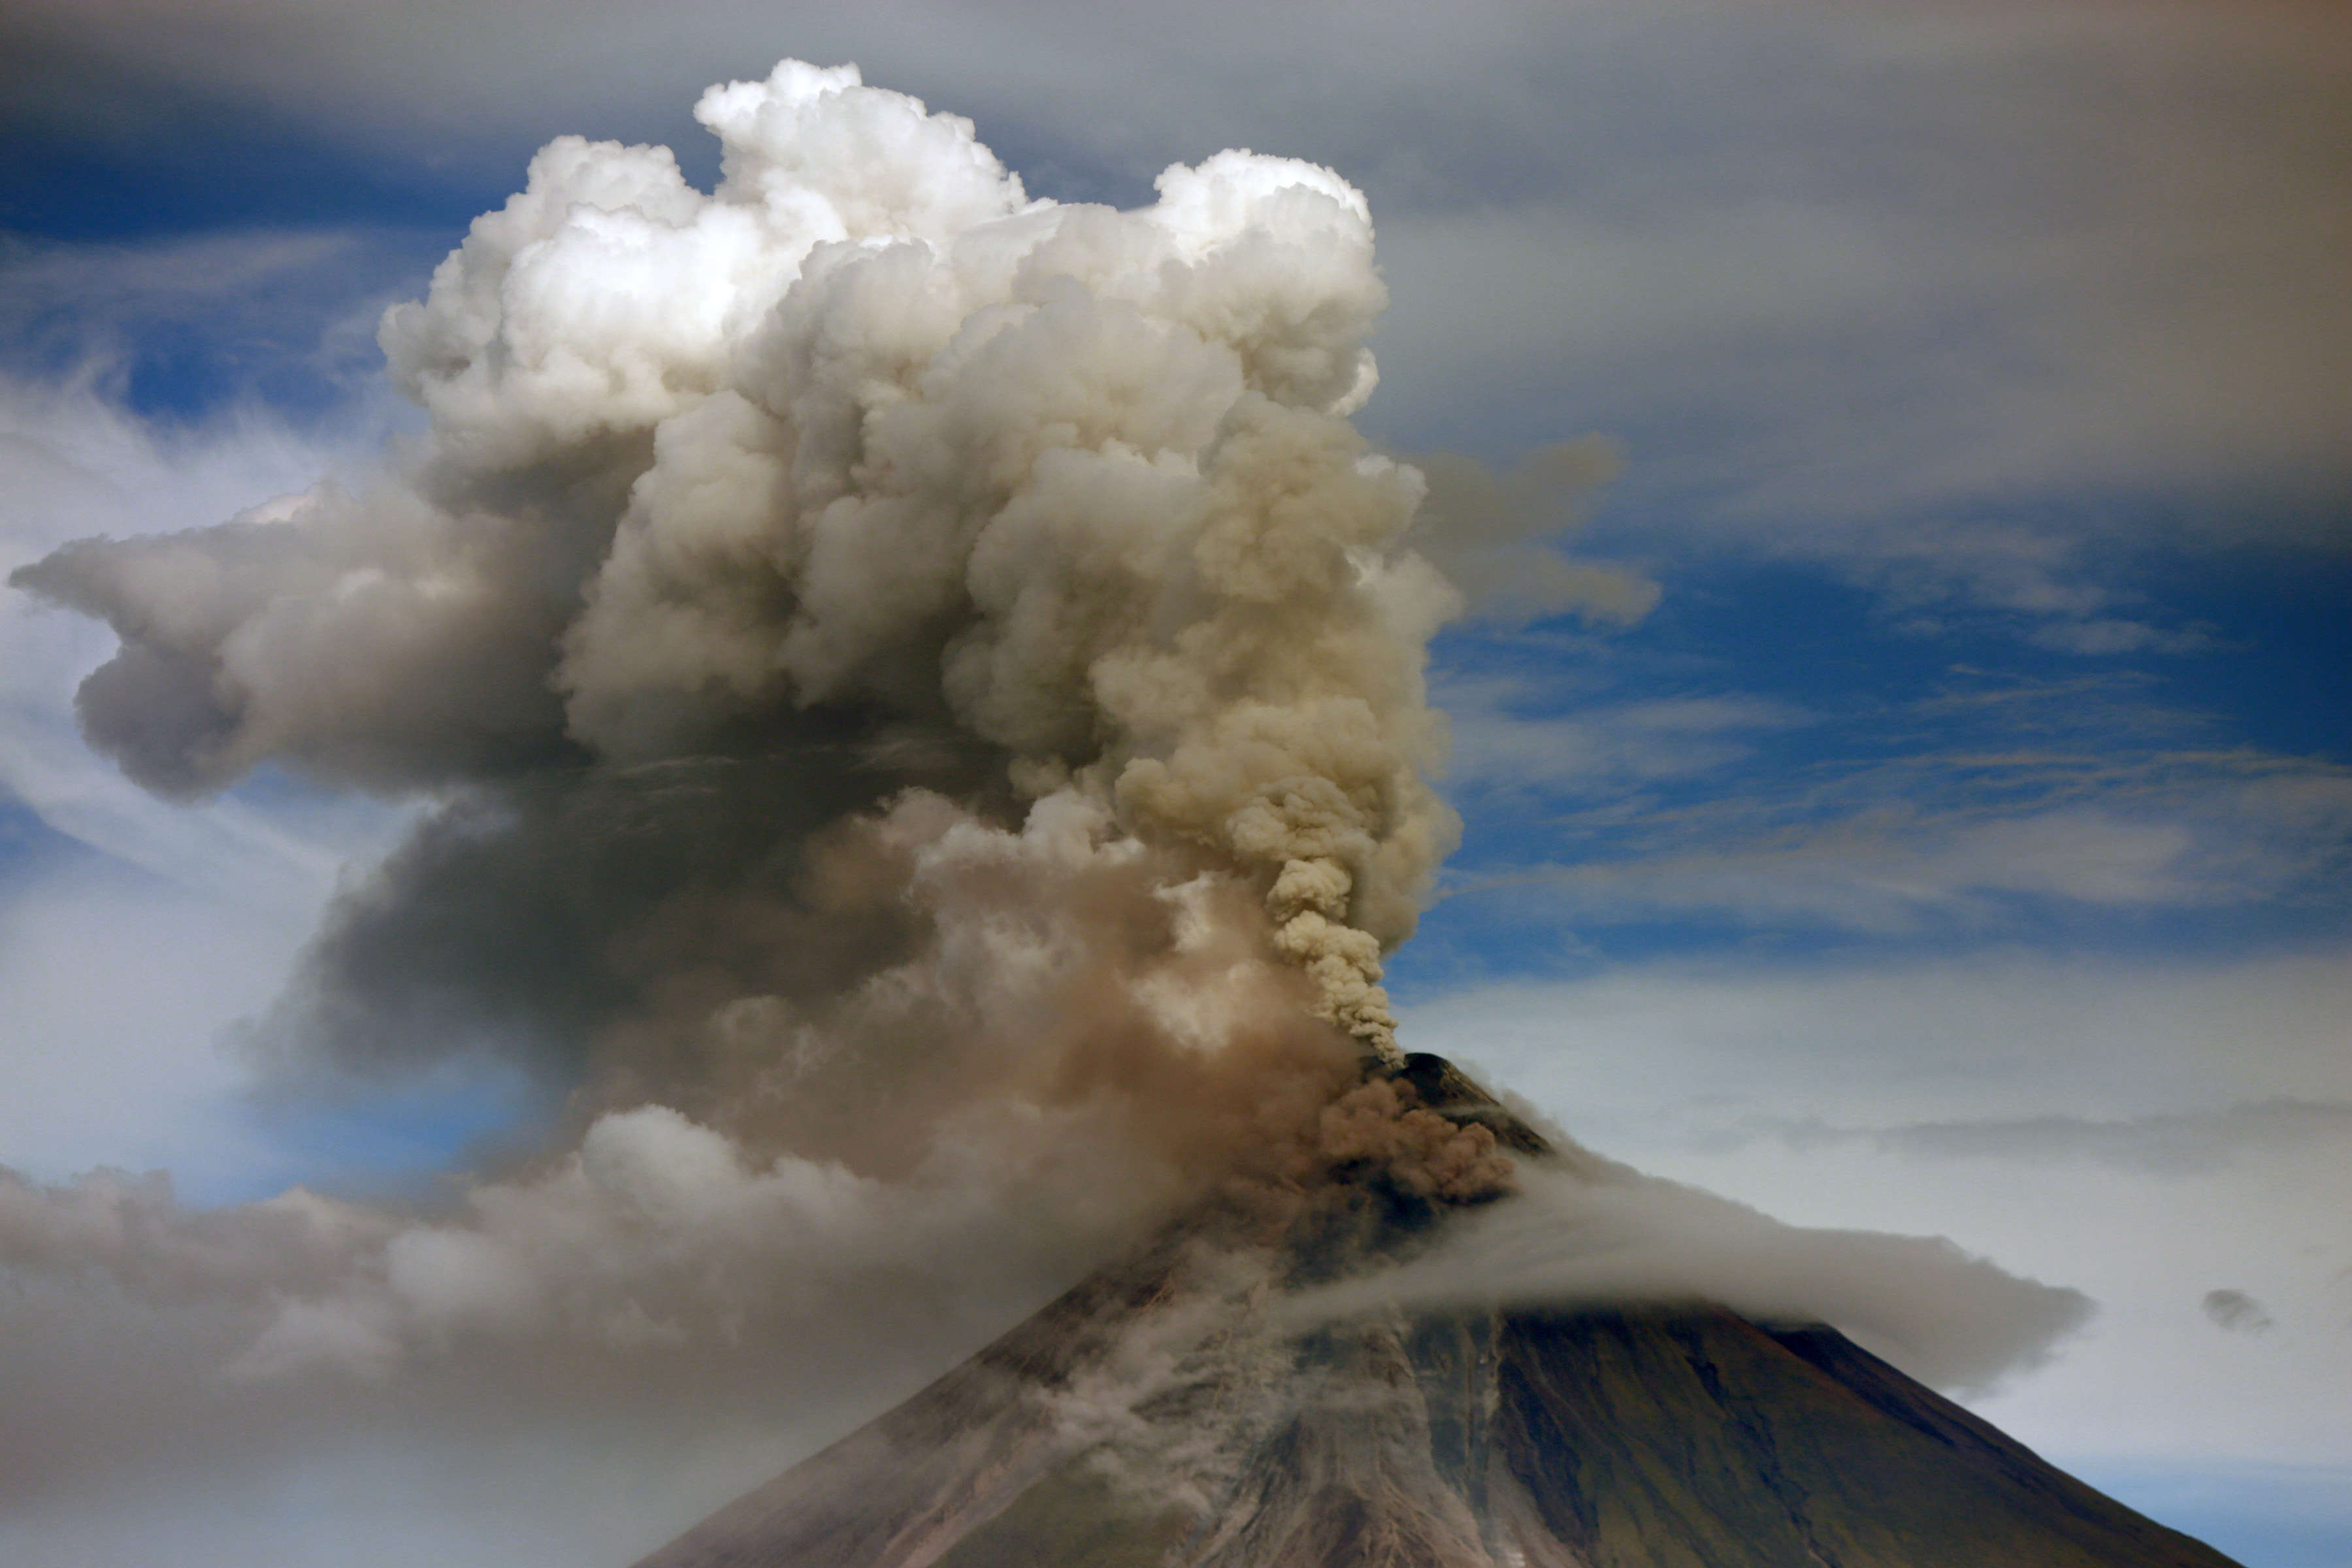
[
  {"left": 0, "top": 62, "right": 2087, "bottom": 1536},
  {"left": 5, "top": 58, "right": 1563, "bottom": 1403}
]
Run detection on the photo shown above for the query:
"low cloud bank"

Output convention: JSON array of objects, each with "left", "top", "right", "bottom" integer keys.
[{"left": 1288, "top": 1158, "right": 2092, "bottom": 1396}]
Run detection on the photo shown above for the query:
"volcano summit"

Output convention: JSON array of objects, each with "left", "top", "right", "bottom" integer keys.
[{"left": 634, "top": 1058, "right": 2240, "bottom": 1568}]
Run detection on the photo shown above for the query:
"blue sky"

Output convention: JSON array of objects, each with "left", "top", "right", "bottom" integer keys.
[{"left": 1, "top": 4, "right": 2346, "bottom": 1565}]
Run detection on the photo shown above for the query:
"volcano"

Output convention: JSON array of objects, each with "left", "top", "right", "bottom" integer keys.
[{"left": 632, "top": 1058, "right": 2240, "bottom": 1568}]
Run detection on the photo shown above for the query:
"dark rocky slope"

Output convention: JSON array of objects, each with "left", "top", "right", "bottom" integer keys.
[{"left": 634, "top": 1060, "right": 2240, "bottom": 1568}]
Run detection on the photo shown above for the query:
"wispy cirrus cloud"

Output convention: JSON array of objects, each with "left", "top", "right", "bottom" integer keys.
[
  {"left": 1451, "top": 774, "right": 2350, "bottom": 938},
  {"left": 1437, "top": 673, "right": 1809, "bottom": 795},
  {"left": 1428, "top": 647, "right": 2352, "bottom": 941},
  {"left": 1741, "top": 1099, "right": 2352, "bottom": 1176},
  {"left": 0, "top": 363, "right": 404, "bottom": 901},
  {"left": 0, "top": 357, "right": 412, "bottom": 1196}
]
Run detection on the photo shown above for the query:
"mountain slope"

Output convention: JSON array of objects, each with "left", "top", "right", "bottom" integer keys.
[{"left": 632, "top": 1062, "right": 2242, "bottom": 1568}]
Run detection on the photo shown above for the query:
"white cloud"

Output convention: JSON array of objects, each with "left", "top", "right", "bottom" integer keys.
[
  {"left": 1441, "top": 740, "right": 2352, "bottom": 933},
  {"left": 0, "top": 367, "right": 410, "bottom": 1190},
  {"left": 1437, "top": 676, "right": 1806, "bottom": 793},
  {"left": 0, "top": 227, "right": 431, "bottom": 400},
  {"left": 1759, "top": 1098, "right": 2352, "bottom": 1177},
  {"left": 1290, "top": 1162, "right": 2091, "bottom": 1396},
  {"left": 1460, "top": 806, "right": 2204, "bottom": 932},
  {"left": 1403, "top": 949, "right": 2352, "bottom": 1130}
]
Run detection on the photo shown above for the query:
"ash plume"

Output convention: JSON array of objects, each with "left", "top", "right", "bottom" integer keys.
[
  {"left": 5, "top": 54, "right": 1506, "bottom": 1411},
  {"left": 1, "top": 59, "right": 2083, "bottom": 1537},
  {"left": 16, "top": 59, "right": 1464, "bottom": 1080}
]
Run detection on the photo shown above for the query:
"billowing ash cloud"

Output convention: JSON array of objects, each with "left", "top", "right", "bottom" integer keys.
[
  {"left": 2, "top": 54, "right": 1526, "bottom": 1452},
  {"left": 2, "top": 59, "right": 2074, "bottom": 1533},
  {"left": 16, "top": 59, "right": 1480, "bottom": 1077}
]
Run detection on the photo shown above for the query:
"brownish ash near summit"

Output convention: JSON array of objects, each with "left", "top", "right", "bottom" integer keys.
[{"left": 636, "top": 1056, "right": 2242, "bottom": 1568}]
